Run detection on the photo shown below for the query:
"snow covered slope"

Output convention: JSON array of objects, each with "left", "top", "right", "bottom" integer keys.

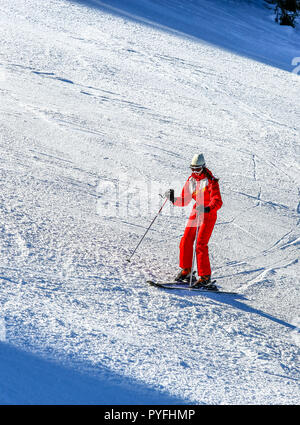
[{"left": 0, "top": 0, "right": 299, "bottom": 404}]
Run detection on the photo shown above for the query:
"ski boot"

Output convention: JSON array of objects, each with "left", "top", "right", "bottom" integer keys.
[
  {"left": 174, "top": 268, "right": 196, "bottom": 283},
  {"left": 192, "top": 275, "right": 217, "bottom": 290}
]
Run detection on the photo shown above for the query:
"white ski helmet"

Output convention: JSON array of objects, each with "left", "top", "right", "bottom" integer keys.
[{"left": 190, "top": 153, "right": 205, "bottom": 169}]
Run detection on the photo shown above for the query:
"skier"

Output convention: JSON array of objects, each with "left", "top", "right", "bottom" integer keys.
[{"left": 165, "top": 153, "right": 223, "bottom": 288}]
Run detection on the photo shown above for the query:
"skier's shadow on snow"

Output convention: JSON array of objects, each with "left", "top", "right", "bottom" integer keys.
[{"left": 183, "top": 291, "right": 297, "bottom": 331}]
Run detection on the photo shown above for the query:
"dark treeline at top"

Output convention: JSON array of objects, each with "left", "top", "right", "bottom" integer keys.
[{"left": 265, "top": 0, "right": 300, "bottom": 27}]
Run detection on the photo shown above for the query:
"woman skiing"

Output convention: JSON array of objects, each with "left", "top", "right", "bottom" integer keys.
[{"left": 165, "top": 153, "right": 223, "bottom": 288}]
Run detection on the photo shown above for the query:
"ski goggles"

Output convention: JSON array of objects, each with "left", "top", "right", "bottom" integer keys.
[{"left": 190, "top": 166, "right": 204, "bottom": 174}]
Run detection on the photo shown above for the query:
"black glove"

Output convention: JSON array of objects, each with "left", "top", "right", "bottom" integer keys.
[
  {"left": 165, "top": 189, "right": 175, "bottom": 204},
  {"left": 196, "top": 205, "right": 210, "bottom": 213}
]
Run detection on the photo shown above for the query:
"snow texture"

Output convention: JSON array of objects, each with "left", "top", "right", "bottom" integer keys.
[{"left": 0, "top": 0, "right": 299, "bottom": 405}]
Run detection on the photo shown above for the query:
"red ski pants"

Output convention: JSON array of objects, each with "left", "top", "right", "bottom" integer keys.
[{"left": 179, "top": 209, "right": 217, "bottom": 276}]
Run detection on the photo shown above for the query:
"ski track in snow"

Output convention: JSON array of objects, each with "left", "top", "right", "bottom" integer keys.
[{"left": 0, "top": 0, "right": 299, "bottom": 404}]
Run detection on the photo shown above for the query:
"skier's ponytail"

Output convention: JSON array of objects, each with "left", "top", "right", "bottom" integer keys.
[{"left": 203, "top": 167, "right": 219, "bottom": 182}]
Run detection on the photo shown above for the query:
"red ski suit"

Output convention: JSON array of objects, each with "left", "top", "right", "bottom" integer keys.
[{"left": 174, "top": 168, "right": 222, "bottom": 276}]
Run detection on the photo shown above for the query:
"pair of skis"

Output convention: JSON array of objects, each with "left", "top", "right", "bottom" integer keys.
[{"left": 147, "top": 280, "right": 237, "bottom": 295}]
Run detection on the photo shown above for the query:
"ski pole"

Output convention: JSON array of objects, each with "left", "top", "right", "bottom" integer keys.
[
  {"left": 189, "top": 209, "right": 201, "bottom": 287},
  {"left": 126, "top": 198, "right": 168, "bottom": 263}
]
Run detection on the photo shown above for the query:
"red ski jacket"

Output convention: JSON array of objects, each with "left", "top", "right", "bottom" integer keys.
[{"left": 174, "top": 168, "right": 223, "bottom": 211}]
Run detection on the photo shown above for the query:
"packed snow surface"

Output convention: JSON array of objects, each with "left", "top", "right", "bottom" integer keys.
[{"left": 0, "top": 0, "right": 299, "bottom": 404}]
